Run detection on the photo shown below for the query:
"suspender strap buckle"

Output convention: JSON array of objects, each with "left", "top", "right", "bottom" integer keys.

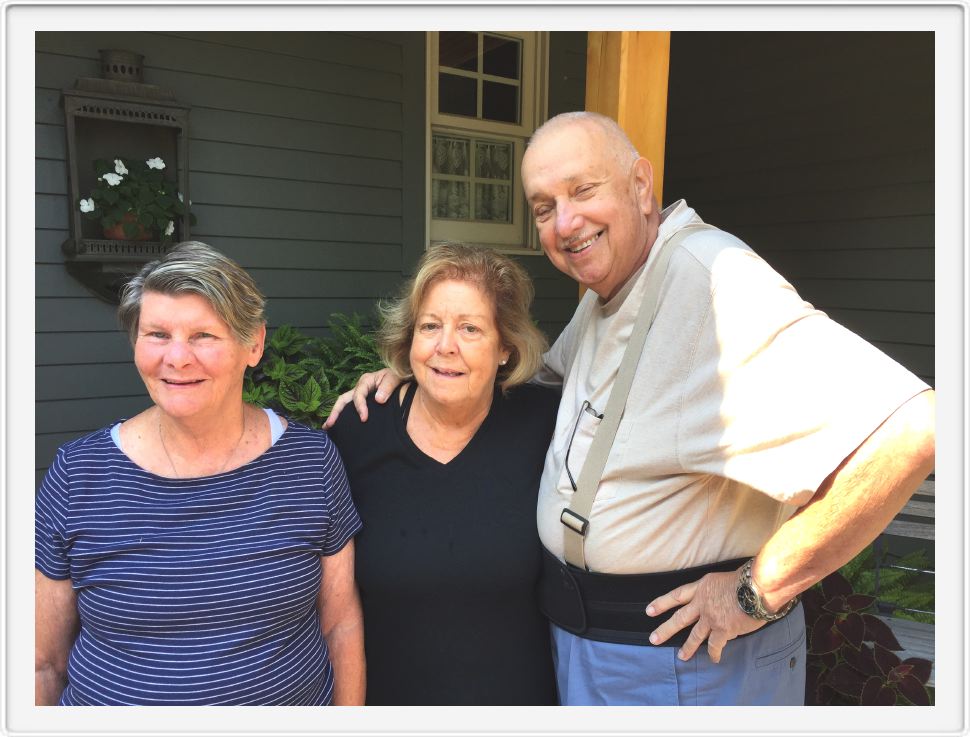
[{"left": 560, "top": 508, "right": 589, "bottom": 536}]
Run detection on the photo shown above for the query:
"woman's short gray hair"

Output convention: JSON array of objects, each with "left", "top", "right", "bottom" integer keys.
[
  {"left": 377, "top": 243, "right": 547, "bottom": 392},
  {"left": 117, "top": 241, "right": 266, "bottom": 345}
]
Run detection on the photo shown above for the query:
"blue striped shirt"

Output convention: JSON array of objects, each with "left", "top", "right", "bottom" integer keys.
[{"left": 35, "top": 418, "right": 362, "bottom": 705}]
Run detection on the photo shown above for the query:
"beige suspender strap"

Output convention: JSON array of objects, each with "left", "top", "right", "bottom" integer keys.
[{"left": 561, "top": 224, "right": 714, "bottom": 569}]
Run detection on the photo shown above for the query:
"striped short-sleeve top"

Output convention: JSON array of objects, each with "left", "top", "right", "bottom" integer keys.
[{"left": 35, "top": 416, "right": 362, "bottom": 705}]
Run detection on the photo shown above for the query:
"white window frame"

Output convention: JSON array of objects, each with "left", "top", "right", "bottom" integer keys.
[{"left": 426, "top": 31, "right": 548, "bottom": 252}]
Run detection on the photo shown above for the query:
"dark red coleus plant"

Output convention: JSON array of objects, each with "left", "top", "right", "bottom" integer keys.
[{"left": 804, "top": 571, "right": 932, "bottom": 706}]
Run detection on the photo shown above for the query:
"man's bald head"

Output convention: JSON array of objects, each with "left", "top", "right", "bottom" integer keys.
[{"left": 528, "top": 112, "right": 640, "bottom": 171}]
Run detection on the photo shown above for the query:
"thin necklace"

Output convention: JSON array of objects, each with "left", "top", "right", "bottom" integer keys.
[{"left": 158, "top": 410, "right": 247, "bottom": 479}]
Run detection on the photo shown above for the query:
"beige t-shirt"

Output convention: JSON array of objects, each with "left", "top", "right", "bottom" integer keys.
[{"left": 535, "top": 200, "right": 929, "bottom": 574}]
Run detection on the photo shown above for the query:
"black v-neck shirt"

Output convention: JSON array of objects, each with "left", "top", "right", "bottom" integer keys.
[{"left": 329, "top": 382, "right": 560, "bottom": 705}]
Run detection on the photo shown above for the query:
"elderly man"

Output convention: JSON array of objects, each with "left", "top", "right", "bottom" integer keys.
[{"left": 328, "top": 112, "right": 935, "bottom": 705}]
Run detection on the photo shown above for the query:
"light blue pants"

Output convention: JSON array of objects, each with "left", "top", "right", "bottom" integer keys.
[{"left": 551, "top": 603, "right": 806, "bottom": 705}]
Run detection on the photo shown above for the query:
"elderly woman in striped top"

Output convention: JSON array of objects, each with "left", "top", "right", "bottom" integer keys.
[{"left": 35, "top": 241, "right": 364, "bottom": 706}]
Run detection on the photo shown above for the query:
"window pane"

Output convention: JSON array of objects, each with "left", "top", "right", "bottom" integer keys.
[
  {"left": 482, "top": 80, "right": 519, "bottom": 124},
  {"left": 439, "top": 31, "right": 478, "bottom": 71},
  {"left": 482, "top": 35, "right": 520, "bottom": 80},
  {"left": 432, "top": 134, "right": 469, "bottom": 176},
  {"left": 438, "top": 72, "right": 477, "bottom": 118},
  {"left": 433, "top": 180, "right": 470, "bottom": 220},
  {"left": 475, "top": 183, "right": 511, "bottom": 223},
  {"left": 475, "top": 141, "right": 512, "bottom": 181}
]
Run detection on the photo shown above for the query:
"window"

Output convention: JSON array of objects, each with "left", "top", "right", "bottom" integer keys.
[{"left": 428, "top": 32, "right": 547, "bottom": 250}]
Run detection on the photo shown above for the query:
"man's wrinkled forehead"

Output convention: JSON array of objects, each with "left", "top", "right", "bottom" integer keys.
[{"left": 523, "top": 122, "right": 613, "bottom": 190}]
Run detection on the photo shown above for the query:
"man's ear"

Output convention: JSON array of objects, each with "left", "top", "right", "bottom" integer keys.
[{"left": 632, "top": 157, "right": 655, "bottom": 216}]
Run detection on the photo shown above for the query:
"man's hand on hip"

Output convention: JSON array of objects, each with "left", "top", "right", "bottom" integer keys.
[{"left": 645, "top": 569, "right": 765, "bottom": 663}]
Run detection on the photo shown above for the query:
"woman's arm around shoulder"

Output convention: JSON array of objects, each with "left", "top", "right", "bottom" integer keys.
[
  {"left": 35, "top": 569, "right": 79, "bottom": 705},
  {"left": 318, "top": 542, "right": 365, "bottom": 705}
]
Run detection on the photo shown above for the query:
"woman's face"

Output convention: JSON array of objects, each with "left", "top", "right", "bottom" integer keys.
[
  {"left": 134, "top": 291, "right": 264, "bottom": 422},
  {"left": 409, "top": 279, "right": 510, "bottom": 413}
]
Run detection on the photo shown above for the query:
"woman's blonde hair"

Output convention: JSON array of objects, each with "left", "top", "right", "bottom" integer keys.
[
  {"left": 117, "top": 241, "right": 266, "bottom": 346},
  {"left": 377, "top": 243, "right": 547, "bottom": 391}
]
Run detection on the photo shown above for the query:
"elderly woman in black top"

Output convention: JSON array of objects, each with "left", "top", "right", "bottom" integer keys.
[{"left": 327, "top": 243, "right": 558, "bottom": 705}]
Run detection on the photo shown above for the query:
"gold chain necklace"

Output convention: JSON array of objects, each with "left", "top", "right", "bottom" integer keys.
[{"left": 158, "top": 410, "right": 247, "bottom": 479}]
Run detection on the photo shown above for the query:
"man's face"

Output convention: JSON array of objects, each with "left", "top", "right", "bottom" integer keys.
[{"left": 522, "top": 122, "right": 655, "bottom": 300}]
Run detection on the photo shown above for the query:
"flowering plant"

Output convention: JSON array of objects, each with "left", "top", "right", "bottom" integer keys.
[{"left": 78, "top": 156, "right": 196, "bottom": 241}]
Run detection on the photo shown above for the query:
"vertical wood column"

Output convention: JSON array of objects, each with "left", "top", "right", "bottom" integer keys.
[{"left": 585, "top": 31, "right": 671, "bottom": 204}]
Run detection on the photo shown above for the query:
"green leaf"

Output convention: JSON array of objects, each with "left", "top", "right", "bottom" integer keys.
[
  {"left": 300, "top": 376, "right": 323, "bottom": 413},
  {"left": 281, "top": 363, "right": 307, "bottom": 382},
  {"left": 122, "top": 221, "right": 139, "bottom": 239},
  {"left": 263, "top": 355, "right": 289, "bottom": 381},
  {"left": 269, "top": 325, "right": 309, "bottom": 356},
  {"left": 139, "top": 211, "right": 155, "bottom": 227},
  {"left": 278, "top": 381, "right": 305, "bottom": 412}
]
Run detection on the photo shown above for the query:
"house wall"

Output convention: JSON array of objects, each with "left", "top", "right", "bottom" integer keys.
[
  {"left": 664, "top": 32, "right": 934, "bottom": 387},
  {"left": 35, "top": 31, "right": 583, "bottom": 483},
  {"left": 518, "top": 31, "right": 588, "bottom": 343}
]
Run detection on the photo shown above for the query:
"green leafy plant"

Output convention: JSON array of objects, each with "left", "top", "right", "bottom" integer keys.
[
  {"left": 804, "top": 569, "right": 933, "bottom": 705},
  {"left": 78, "top": 156, "right": 196, "bottom": 241},
  {"left": 244, "top": 314, "right": 384, "bottom": 425},
  {"left": 838, "top": 545, "right": 934, "bottom": 624}
]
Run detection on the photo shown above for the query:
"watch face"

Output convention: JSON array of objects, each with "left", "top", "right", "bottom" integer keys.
[{"left": 737, "top": 584, "right": 759, "bottom": 616}]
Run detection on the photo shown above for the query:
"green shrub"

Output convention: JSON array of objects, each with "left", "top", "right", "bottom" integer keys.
[
  {"left": 837, "top": 545, "right": 934, "bottom": 624},
  {"left": 244, "top": 314, "right": 384, "bottom": 426}
]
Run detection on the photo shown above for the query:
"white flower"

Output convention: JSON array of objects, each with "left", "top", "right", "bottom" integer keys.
[
  {"left": 114, "top": 159, "right": 128, "bottom": 176},
  {"left": 79, "top": 198, "right": 95, "bottom": 213},
  {"left": 102, "top": 172, "right": 123, "bottom": 186},
  {"left": 165, "top": 220, "right": 175, "bottom": 236},
  {"left": 146, "top": 157, "right": 166, "bottom": 170}
]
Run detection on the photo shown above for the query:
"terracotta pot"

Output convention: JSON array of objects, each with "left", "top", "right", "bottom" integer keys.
[{"left": 103, "top": 212, "right": 153, "bottom": 241}]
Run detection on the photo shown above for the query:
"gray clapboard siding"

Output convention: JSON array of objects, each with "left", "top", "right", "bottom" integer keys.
[
  {"left": 676, "top": 150, "right": 933, "bottom": 204},
  {"left": 825, "top": 309, "right": 934, "bottom": 347},
  {"left": 189, "top": 172, "right": 401, "bottom": 217},
  {"left": 547, "top": 31, "right": 588, "bottom": 117},
  {"left": 695, "top": 181, "right": 933, "bottom": 227},
  {"left": 784, "top": 279, "right": 934, "bottom": 314},
  {"left": 37, "top": 396, "right": 151, "bottom": 434},
  {"left": 763, "top": 249, "right": 933, "bottom": 281},
  {"left": 37, "top": 363, "right": 145, "bottom": 402},
  {"left": 36, "top": 332, "right": 134, "bottom": 366},
  {"left": 190, "top": 108, "right": 403, "bottom": 159},
  {"left": 182, "top": 237, "right": 402, "bottom": 271},
  {"left": 189, "top": 140, "right": 402, "bottom": 188},
  {"left": 732, "top": 216, "right": 933, "bottom": 252},
  {"left": 37, "top": 32, "right": 404, "bottom": 101},
  {"left": 189, "top": 205, "right": 400, "bottom": 243},
  {"left": 665, "top": 31, "right": 933, "bottom": 390},
  {"left": 37, "top": 50, "right": 404, "bottom": 131},
  {"left": 166, "top": 31, "right": 406, "bottom": 73}
]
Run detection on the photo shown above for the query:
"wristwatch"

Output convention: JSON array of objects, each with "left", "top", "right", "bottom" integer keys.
[{"left": 736, "top": 558, "right": 798, "bottom": 621}]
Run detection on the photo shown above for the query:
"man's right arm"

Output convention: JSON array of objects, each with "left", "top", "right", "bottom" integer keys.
[{"left": 324, "top": 368, "right": 402, "bottom": 428}]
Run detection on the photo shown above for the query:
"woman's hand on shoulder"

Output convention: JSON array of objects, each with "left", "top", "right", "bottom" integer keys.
[{"left": 324, "top": 368, "right": 401, "bottom": 428}]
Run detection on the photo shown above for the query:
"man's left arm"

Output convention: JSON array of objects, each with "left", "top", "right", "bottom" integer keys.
[{"left": 647, "top": 388, "right": 936, "bottom": 663}]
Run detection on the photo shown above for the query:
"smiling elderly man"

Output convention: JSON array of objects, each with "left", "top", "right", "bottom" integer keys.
[
  {"left": 327, "top": 111, "right": 936, "bottom": 706},
  {"left": 520, "top": 112, "right": 934, "bottom": 705}
]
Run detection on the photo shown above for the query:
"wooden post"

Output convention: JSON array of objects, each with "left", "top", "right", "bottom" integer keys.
[
  {"left": 577, "top": 31, "right": 670, "bottom": 298},
  {"left": 585, "top": 31, "right": 671, "bottom": 203}
]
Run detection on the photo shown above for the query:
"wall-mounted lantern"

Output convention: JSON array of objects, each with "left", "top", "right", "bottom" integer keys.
[{"left": 62, "top": 49, "right": 191, "bottom": 303}]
